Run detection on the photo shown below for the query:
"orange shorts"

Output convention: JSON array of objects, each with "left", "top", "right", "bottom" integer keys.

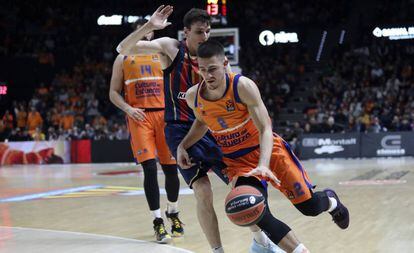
[
  {"left": 223, "top": 136, "right": 313, "bottom": 204},
  {"left": 126, "top": 110, "right": 175, "bottom": 165}
]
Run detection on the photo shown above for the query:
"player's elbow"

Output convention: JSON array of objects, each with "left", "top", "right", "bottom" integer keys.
[
  {"left": 109, "top": 90, "right": 117, "bottom": 104},
  {"left": 116, "top": 44, "right": 131, "bottom": 55},
  {"left": 116, "top": 44, "right": 122, "bottom": 54},
  {"left": 258, "top": 123, "right": 272, "bottom": 135}
]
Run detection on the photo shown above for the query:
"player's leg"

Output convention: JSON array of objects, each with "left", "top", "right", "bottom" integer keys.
[
  {"left": 154, "top": 111, "right": 183, "bottom": 236},
  {"left": 127, "top": 116, "right": 171, "bottom": 243},
  {"left": 160, "top": 163, "right": 184, "bottom": 237},
  {"left": 192, "top": 175, "right": 223, "bottom": 252},
  {"left": 165, "top": 123, "right": 227, "bottom": 252},
  {"left": 273, "top": 137, "right": 349, "bottom": 229},
  {"left": 235, "top": 176, "right": 310, "bottom": 253},
  {"left": 168, "top": 161, "right": 224, "bottom": 252}
]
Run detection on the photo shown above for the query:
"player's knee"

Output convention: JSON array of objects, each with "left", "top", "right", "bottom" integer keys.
[
  {"left": 142, "top": 159, "right": 158, "bottom": 178},
  {"left": 161, "top": 164, "right": 178, "bottom": 176},
  {"left": 257, "top": 208, "right": 291, "bottom": 244},
  {"left": 294, "top": 196, "right": 324, "bottom": 217},
  {"left": 192, "top": 176, "right": 213, "bottom": 202}
]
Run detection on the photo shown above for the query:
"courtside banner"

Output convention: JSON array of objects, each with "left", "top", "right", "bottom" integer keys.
[
  {"left": 71, "top": 140, "right": 92, "bottom": 163},
  {"left": 360, "top": 132, "right": 414, "bottom": 157},
  {"left": 0, "top": 141, "right": 70, "bottom": 165},
  {"left": 298, "top": 133, "right": 360, "bottom": 159}
]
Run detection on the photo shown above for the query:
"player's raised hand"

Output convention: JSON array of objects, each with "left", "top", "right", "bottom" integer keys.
[
  {"left": 126, "top": 106, "right": 146, "bottom": 122},
  {"left": 148, "top": 5, "right": 173, "bottom": 30},
  {"left": 244, "top": 165, "right": 281, "bottom": 187}
]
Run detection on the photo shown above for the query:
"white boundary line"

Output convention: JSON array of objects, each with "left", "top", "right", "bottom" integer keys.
[{"left": 0, "top": 226, "right": 194, "bottom": 253}]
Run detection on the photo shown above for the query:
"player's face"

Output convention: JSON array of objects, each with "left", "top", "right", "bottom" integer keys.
[
  {"left": 185, "top": 22, "right": 211, "bottom": 51},
  {"left": 198, "top": 56, "right": 227, "bottom": 90}
]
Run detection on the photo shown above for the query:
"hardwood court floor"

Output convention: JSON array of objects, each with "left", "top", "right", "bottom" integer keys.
[{"left": 0, "top": 157, "right": 413, "bottom": 253}]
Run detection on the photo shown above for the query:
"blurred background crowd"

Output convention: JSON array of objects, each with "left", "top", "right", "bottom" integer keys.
[{"left": 1, "top": 0, "right": 413, "bottom": 147}]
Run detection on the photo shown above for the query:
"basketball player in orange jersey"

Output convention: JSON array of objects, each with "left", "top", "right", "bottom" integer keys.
[
  {"left": 177, "top": 40, "right": 350, "bottom": 253},
  {"left": 117, "top": 5, "right": 282, "bottom": 253},
  {"left": 109, "top": 19, "right": 183, "bottom": 244}
]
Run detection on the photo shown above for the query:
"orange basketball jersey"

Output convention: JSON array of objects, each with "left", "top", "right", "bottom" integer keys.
[
  {"left": 123, "top": 54, "right": 164, "bottom": 109},
  {"left": 195, "top": 73, "right": 314, "bottom": 204},
  {"left": 194, "top": 73, "right": 261, "bottom": 157}
]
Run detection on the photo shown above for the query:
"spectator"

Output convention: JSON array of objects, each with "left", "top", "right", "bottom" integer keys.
[
  {"left": 32, "top": 127, "right": 46, "bottom": 141},
  {"left": 59, "top": 110, "right": 75, "bottom": 130},
  {"left": 2, "top": 110, "right": 14, "bottom": 134},
  {"left": 16, "top": 104, "right": 28, "bottom": 129},
  {"left": 367, "top": 116, "right": 386, "bottom": 133},
  {"left": 27, "top": 107, "right": 43, "bottom": 133},
  {"left": 115, "top": 124, "right": 129, "bottom": 140}
]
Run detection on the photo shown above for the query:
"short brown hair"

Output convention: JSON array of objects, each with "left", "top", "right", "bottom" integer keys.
[
  {"left": 197, "top": 40, "right": 225, "bottom": 59},
  {"left": 183, "top": 8, "right": 211, "bottom": 29}
]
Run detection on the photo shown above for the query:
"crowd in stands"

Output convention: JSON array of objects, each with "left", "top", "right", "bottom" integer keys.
[
  {"left": 303, "top": 40, "right": 414, "bottom": 134},
  {"left": 1, "top": 1, "right": 413, "bottom": 143},
  {"left": 241, "top": 45, "right": 307, "bottom": 120}
]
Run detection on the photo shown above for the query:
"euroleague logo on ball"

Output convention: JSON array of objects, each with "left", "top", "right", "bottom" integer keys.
[{"left": 249, "top": 196, "right": 256, "bottom": 204}]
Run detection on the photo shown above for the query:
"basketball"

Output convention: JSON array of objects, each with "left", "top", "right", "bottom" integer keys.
[{"left": 224, "top": 185, "right": 266, "bottom": 227}]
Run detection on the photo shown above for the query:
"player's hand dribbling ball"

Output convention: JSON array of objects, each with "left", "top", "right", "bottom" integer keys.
[{"left": 224, "top": 185, "right": 266, "bottom": 226}]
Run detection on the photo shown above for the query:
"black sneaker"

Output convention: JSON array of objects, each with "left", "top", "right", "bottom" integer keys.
[
  {"left": 153, "top": 218, "right": 172, "bottom": 243},
  {"left": 324, "top": 188, "right": 350, "bottom": 229},
  {"left": 165, "top": 211, "right": 184, "bottom": 237}
]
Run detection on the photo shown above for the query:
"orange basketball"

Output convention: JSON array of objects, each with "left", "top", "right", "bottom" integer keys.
[{"left": 224, "top": 185, "right": 266, "bottom": 227}]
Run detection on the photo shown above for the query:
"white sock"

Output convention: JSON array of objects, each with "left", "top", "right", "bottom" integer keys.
[
  {"left": 253, "top": 230, "right": 269, "bottom": 246},
  {"left": 167, "top": 201, "right": 178, "bottom": 214},
  {"left": 292, "top": 243, "right": 310, "bottom": 253},
  {"left": 212, "top": 246, "right": 224, "bottom": 253},
  {"left": 327, "top": 197, "right": 338, "bottom": 212},
  {"left": 151, "top": 209, "right": 162, "bottom": 219}
]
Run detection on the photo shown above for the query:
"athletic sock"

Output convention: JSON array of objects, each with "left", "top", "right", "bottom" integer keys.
[
  {"left": 252, "top": 230, "right": 269, "bottom": 246},
  {"left": 292, "top": 243, "right": 310, "bottom": 253},
  {"left": 167, "top": 201, "right": 178, "bottom": 214},
  {"left": 151, "top": 209, "right": 162, "bottom": 219},
  {"left": 327, "top": 197, "right": 338, "bottom": 212}
]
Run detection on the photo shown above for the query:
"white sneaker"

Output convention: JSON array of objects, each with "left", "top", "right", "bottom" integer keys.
[{"left": 249, "top": 239, "right": 286, "bottom": 253}]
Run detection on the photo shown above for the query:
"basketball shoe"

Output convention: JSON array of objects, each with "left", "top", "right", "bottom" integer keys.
[
  {"left": 324, "top": 188, "right": 350, "bottom": 229},
  {"left": 250, "top": 239, "right": 286, "bottom": 253},
  {"left": 153, "top": 218, "right": 172, "bottom": 243},
  {"left": 165, "top": 211, "right": 184, "bottom": 237}
]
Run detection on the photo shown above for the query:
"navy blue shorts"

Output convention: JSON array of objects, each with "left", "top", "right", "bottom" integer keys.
[{"left": 165, "top": 123, "right": 229, "bottom": 188}]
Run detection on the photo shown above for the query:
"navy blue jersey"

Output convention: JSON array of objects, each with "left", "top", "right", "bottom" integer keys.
[{"left": 163, "top": 41, "right": 200, "bottom": 123}]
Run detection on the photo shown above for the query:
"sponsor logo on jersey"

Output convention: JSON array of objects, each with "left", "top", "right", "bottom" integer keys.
[
  {"left": 177, "top": 92, "right": 186, "bottom": 99},
  {"left": 286, "top": 190, "right": 295, "bottom": 199},
  {"left": 225, "top": 99, "right": 235, "bottom": 111}
]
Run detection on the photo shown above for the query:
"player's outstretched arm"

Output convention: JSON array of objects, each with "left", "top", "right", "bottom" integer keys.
[{"left": 116, "top": 5, "right": 178, "bottom": 58}]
